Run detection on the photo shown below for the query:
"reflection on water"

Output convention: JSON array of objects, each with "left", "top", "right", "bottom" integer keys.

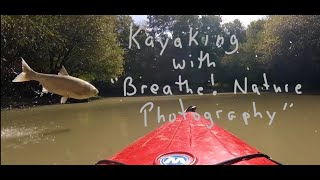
[{"left": 1, "top": 93, "right": 320, "bottom": 165}]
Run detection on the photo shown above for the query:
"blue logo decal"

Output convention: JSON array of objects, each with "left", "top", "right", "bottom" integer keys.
[{"left": 159, "top": 154, "right": 190, "bottom": 165}]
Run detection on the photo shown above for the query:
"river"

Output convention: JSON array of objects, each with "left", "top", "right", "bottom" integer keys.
[{"left": 1, "top": 93, "right": 319, "bottom": 165}]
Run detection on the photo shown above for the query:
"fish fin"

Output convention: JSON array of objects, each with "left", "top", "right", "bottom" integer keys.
[
  {"left": 12, "top": 58, "right": 35, "bottom": 82},
  {"left": 42, "top": 87, "right": 49, "bottom": 94},
  {"left": 61, "top": 97, "right": 68, "bottom": 104},
  {"left": 58, "top": 66, "right": 69, "bottom": 76},
  {"left": 12, "top": 72, "right": 28, "bottom": 82}
]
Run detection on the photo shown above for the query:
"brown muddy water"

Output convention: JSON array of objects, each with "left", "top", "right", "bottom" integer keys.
[{"left": 1, "top": 93, "right": 320, "bottom": 165}]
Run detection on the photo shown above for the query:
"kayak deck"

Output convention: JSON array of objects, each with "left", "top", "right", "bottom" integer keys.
[{"left": 102, "top": 110, "right": 279, "bottom": 165}]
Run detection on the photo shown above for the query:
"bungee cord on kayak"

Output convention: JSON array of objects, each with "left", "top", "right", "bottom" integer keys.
[
  {"left": 95, "top": 154, "right": 282, "bottom": 165},
  {"left": 95, "top": 160, "right": 127, "bottom": 165},
  {"left": 214, "top": 153, "right": 282, "bottom": 165}
]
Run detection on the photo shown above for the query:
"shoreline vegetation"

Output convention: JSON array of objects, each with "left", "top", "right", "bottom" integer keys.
[
  {"left": 2, "top": 15, "right": 320, "bottom": 111},
  {"left": 2, "top": 90, "right": 319, "bottom": 111}
]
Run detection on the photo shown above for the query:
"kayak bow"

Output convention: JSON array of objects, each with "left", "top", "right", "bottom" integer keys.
[{"left": 97, "top": 106, "right": 281, "bottom": 165}]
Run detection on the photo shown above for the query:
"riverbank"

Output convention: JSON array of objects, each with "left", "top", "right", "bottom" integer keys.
[
  {"left": 0, "top": 95, "right": 102, "bottom": 111},
  {"left": 2, "top": 90, "right": 320, "bottom": 111}
]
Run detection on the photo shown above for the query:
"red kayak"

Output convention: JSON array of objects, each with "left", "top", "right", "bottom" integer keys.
[{"left": 97, "top": 106, "right": 281, "bottom": 165}]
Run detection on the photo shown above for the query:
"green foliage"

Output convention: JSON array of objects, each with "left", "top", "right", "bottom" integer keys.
[
  {"left": 1, "top": 15, "right": 320, "bottom": 107},
  {"left": 257, "top": 15, "right": 320, "bottom": 86},
  {"left": 220, "top": 19, "right": 265, "bottom": 84},
  {"left": 1, "top": 15, "right": 124, "bottom": 83},
  {"left": 258, "top": 15, "right": 320, "bottom": 61}
]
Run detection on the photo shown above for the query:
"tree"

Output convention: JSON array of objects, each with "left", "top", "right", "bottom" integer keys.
[
  {"left": 145, "top": 15, "right": 224, "bottom": 88},
  {"left": 257, "top": 15, "right": 320, "bottom": 89},
  {"left": 1, "top": 15, "right": 124, "bottom": 80},
  {"left": 1, "top": 15, "right": 124, "bottom": 102},
  {"left": 221, "top": 19, "right": 266, "bottom": 86}
]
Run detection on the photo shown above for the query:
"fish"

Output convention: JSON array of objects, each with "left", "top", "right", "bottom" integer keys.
[{"left": 12, "top": 58, "right": 99, "bottom": 104}]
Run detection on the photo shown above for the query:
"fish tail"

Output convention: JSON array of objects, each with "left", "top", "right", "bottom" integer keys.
[{"left": 12, "top": 58, "right": 36, "bottom": 82}]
